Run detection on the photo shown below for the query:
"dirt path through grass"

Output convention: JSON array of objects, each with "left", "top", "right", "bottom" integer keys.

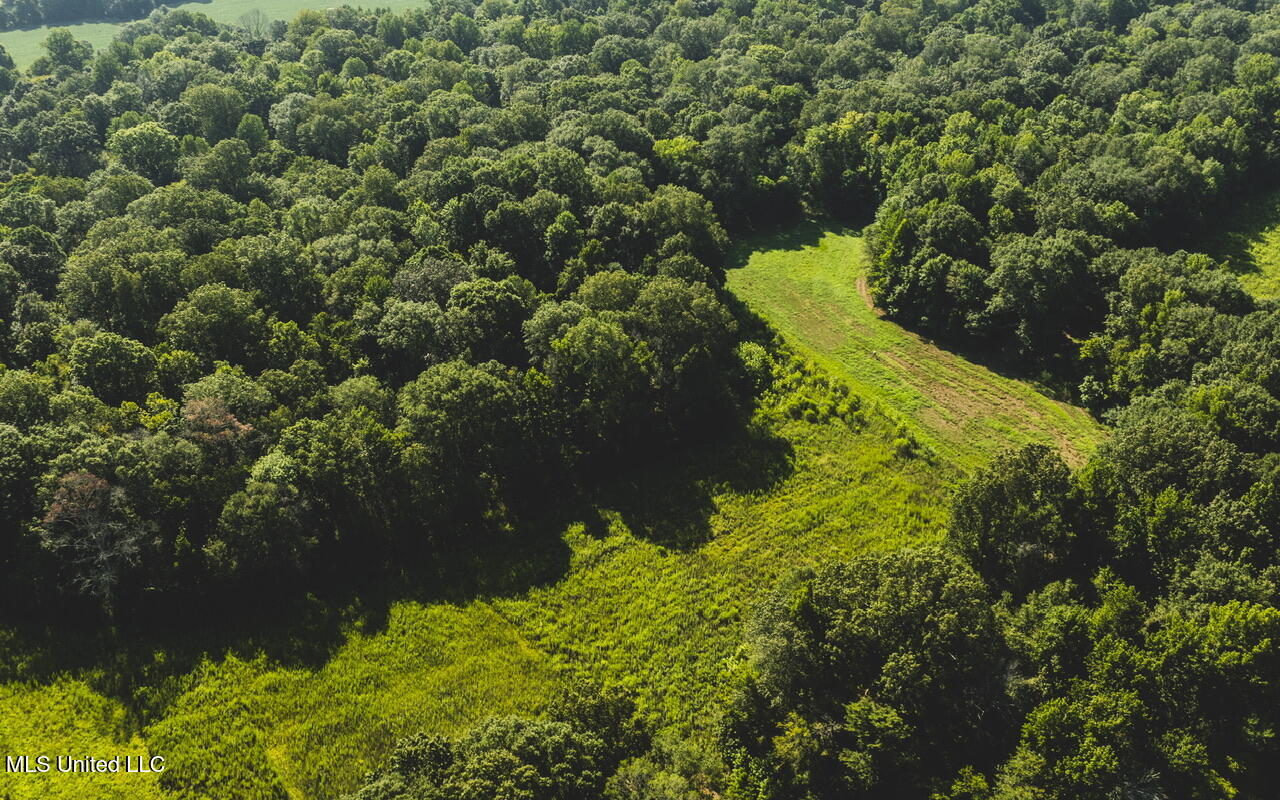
[
  {"left": 727, "top": 226, "right": 1105, "bottom": 470},
  {"left": 0, "top": 225, "right": 1099, "bottom": 800}
]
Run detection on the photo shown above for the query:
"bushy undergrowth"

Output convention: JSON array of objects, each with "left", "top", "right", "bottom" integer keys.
[{"left": 0, "top": 351, "right": 951, "bottom": 800}]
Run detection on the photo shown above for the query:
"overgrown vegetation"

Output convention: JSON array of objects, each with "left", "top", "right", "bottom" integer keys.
[
  {"left": 5, "top": 0, "right": 1280, "bottom": 796},
  {"left": 1, "top": 353, "right": 951, "bottom": 800}
]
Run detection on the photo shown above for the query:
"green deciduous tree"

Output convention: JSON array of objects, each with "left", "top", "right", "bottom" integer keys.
[
  {"left": 68, "top": 331, "right": 157, "bottom": 404},
  {"left": 723, "top": 548, "right": 1006, "bottom": 798},
  {"left": 107, "top": 122, "right": 180, "bottom": 184}
]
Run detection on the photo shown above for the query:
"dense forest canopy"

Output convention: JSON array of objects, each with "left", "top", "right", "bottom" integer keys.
[{"left": 5, "top": 0, "right": 1280, "bottom": 796}]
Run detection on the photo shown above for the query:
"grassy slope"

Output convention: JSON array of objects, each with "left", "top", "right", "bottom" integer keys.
[
  {"left": 1, "top": 386, "right": 948, "bottom": 800},
  {"left": 726, "top": 225, "right": 1105, "bottom": 470},
  {"left": 0, "top": 0, "right": 426, "bottom": 67},
  {"left": 0, "top": 226, "right": 1102, "bottom": 800},
  {"left": 1204, "top": 186, "right": 1280, "bottom": 298},
  {"left": 0, "top": 19, "right": 125, "bottom": 66}
]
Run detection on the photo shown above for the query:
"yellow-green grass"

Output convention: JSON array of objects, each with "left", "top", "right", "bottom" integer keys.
[
  {"left": 1, "top": 225, "right": 1106, "bottom": 800},
  {"left": 0, "top": 0, "right": 428, "bottom": 67},
  {"left": 0, "top": 371, "right": 950, "bottom": 800},
  {"left": 726, "top": 225, "right": 1106, "bottom": 470},
  {"left": 0, "top": 20, "right": 126, "bottom": 67},
  {"left": 1205, "top": 186, "right": 1280, "bottom": 298},
  {"left": 0, "top": 680, "right": 164, "bottom": 800}
]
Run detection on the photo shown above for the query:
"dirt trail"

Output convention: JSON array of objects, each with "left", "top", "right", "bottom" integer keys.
[
  {"left": 855, "top": 275, "right": 883, "bottom": 316},
  {"left": 728, "top": 230, "right": 1105, "bottom": 469}
]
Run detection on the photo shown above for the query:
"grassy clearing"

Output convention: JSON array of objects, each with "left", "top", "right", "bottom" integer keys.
[
  {"left": 0, "top": 0, "right": 427, "bottom": 67},
  {"left": 1, "top": 226, "right": 1102, "bottom": 800},
  {"left": 725, "top": 225, "right": 1106, "bottom": 470},
  {"left": 0, "top": 20, "right": 124, "bottom": 66},
  {"left": 1204, "top": 186, "right": 1280, "bottom": 298},
  {"left": 0, "top": 361, "right": 950, "bottom": 800}
]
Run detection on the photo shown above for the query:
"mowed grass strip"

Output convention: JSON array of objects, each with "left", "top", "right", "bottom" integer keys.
[
  {"left": 5, "top": 219, "right": 1108, "bottom": 798},
  {"left": 726, "top": 226, "right": 1105, "bottom": 470},
  {"left": 0, "top": 216, "right": 1110, "bottom": 799},
  {"left": 0, "top": 222, "right": 1106, "bottom": 799}
]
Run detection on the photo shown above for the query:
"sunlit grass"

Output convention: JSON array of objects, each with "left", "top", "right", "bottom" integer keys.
[
  {"left": 0, "top": 225, "right": 1107, "bottom": 800},
  {"left": 0, "top": 680, "right": 164, "bottom": 800},
  {"left": 0, "top": 0, "right": 429, "bottom": 67},
  {"left": 725, "top": 224, "right": 1106, "bottom": 470},
  {"left": 1204, "top": 186, "right": 1280, "bottom": 299},
  {"left": 0, "top": 360, "right": 950, "bottom": 800}
]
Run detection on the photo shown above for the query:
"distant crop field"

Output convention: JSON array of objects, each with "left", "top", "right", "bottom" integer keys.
[
  {"left": 0, "top": 0, "right": 426, "bottom": 67},
  {"left": 726, "top": 225, "right": 1106, "bottom": 470}
]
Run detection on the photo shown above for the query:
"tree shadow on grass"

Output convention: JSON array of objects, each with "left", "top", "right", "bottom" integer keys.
[
  {"left": 0, "top": 216, "right": 845, "bottom": 732},
  {"left": 585, "top": 421, "right": 795, "bottom": 551},
  {"left": 1196, "top": 184, "right": 1280, "bottom": 279},
  {"left": 0, "top": 416, "right": 796, "bottom": 728},
  {"left": 0, "top": 514, "right": 577, "bottom": 714},
  {"left": 721, "top": 217, "right": 863, "bottom": 353},
  {"left": 725, "top": 217, "right": 854, "bottom": 273}
]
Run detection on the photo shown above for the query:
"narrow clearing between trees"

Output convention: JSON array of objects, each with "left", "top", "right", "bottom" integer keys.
[
  {"left": 2, "top": 228, "right": 1105, "bottom": 800},
  {"left": 726, "top": 225, "right": 1106, "bottom": 469}
]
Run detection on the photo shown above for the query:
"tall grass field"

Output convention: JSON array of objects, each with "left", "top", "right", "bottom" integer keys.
[{"left": 0, "top": 229, "right": 1102, "bottom": 800}]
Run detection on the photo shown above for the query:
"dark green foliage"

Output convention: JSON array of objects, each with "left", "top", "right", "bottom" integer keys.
[
  {"left": 0, "top": 0, "right": 766, "bottom": 615},
  {"left": 10, "top": 0, "right": 1280, "bottom": 795},
  {"left": 950, "top": 444, "right": 1078, "bottom": 598},
  {"left": 719, "top": 413, "right": 1280, "bottom": 798},
  {"left": 345, "top": 719, "right": 608, "bottom": 800},
  {"left": 722, "top": 548, "right": 1006, "bottom": 798},
  {"left": 68, "top": 330, "right": 155, "bottom": 403},
  {"left": 106, "top": 122, "right": 180, "bottom": 184},
  {"left": 158, "top": 283, "right": 270, "bottom": 368},
  {"left": 901, "top": 404, "right": 1280, "bottom": 797},
  {"left": 343, "top": 682, "right": 651, "bottom": 800},
  {"left": 995, "top": 581, "right": 1280, "bottom": 800}
]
